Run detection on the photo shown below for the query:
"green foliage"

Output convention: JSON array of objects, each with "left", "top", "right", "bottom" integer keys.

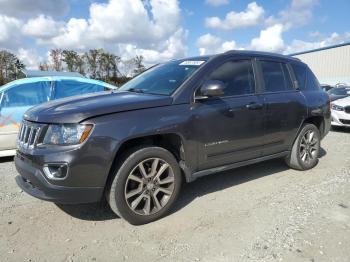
[
  {"left": 0, "top": 48, "right": 147, "bottom": 86},
  {"left": 0, "top": 50, "right": 25, "bottom": 85}
]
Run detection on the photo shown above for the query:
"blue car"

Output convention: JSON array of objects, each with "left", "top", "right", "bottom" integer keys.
[{"left": 0, "top": 76, "right": 116, "bottom": 156}]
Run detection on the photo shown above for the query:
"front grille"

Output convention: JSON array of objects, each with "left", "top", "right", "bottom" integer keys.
[
  {"left": 340, "top": 119, "right": 350, "bottom": 125},
  {"left": 17, "top": 121, "right": 43, "bottom": 149},
  {"left": 345, "top": 106, "right": 350, "bottom": 114}
]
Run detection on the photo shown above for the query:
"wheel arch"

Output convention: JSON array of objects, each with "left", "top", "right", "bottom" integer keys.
[
  {"left": 303, "top": 116, "right": 325, "bottom": 137},
  {"left": 105, "top": 133, "right": 187, "bottom": 190}
]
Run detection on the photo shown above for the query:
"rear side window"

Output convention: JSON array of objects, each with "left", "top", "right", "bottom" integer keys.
[
  {"left": 306, "top": 68, "right": 321, "bottom": 91},
  {"left": 291, "top": 63, "right": 307, "bottom": 90},
  {"left": 260, "top": 61, "right": 293, "bottom": 92},
  {"left": 207, "top": 60, "right": 255, "bottom": 97},
  {"left": 54, "top": 80, "right": 104, "bottom": 99}
]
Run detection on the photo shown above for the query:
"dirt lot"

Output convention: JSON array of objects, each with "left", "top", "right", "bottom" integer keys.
[{"left": 1, "top": 128, "right": 350, "bottom": 262}]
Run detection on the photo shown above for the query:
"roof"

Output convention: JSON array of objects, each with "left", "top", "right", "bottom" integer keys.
[
  {"left": 0, "top": 76, "right": 117, "bottom": 92},
  {"left": 174, "top": 50, "right": 301, "bottom": 63},
  {"left": 224, "top": 50, "right": 302, "bottom": 62},
  {"left": 23, "top": 70, "right": 84, "bottom": 78},
  {"left": 289, "top": 42, "right": 350, "bottom": 56}
]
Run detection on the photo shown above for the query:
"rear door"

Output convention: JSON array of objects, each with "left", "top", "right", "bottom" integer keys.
[
  {"left": 192, "top": 57, "right": 265, "bottom": 170},
  {"left": 257, "top": 59, "right": 307, "bottom": 156}
]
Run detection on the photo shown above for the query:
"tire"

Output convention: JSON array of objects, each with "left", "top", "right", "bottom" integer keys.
[
  {"left": 285, "top": 123, "right": 321, "bottom": 170},
  {"left": 107, "top": 146, "right": 182, "bottom": 225}
]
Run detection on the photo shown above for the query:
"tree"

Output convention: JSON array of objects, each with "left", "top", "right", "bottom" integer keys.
[
  {"left": 133, "top": 55, "right": 146, "bottom": 75},
  {"left": 62, "top": 50, "right": 79, "bottom": 72},
  {"left": 84, "top": 49, "right": 100, "bottom": 79},
  {"left": 49, "top": 49, "right": 63, "bottom": 71},
  {"left": 98, "top": 51, "right": 121, "bottom": 81},
  {"left": 35, "top": 48, "right": 148, "bottom": 85},
  {"left": 75, "top": 54, "right": 85, "bottom": 75},
  {"left": 121, "top": 58, "right": 137, "bottom": 78},
  {"left": 0, "top": 50, "right": 25, "bottom": 85},
  {"left": 38, "top": 62, "right": 49, "bottom": 71},
  {"left": 111, "top": 55, "right": 121, "bottom": 78}
]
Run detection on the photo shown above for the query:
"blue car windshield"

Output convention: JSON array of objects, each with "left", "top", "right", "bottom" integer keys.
[{"left": 119, "top": 60, "right": 205, "bottom": 95}]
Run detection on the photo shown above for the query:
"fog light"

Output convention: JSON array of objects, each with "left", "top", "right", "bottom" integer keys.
[{"left": 43, "top": 163, "right": 68, "bottom": 180}]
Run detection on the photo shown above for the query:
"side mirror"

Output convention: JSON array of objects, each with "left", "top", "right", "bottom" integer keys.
[{"left": 196, "top": 80, "right": 225, "bottom": 100}]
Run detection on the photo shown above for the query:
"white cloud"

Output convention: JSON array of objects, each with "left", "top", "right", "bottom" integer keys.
[
  {"left": 197, "top": 33, "right": 238, "bottom": 55},
  {"left": 49, "top": 18, "right": 89, "bottom": 49},
  {"left": 266, "top": 0, "right": 318, "bottom": 30},
  {"left": 285, "top": 32, "right": 350, "bottom": 54},
  {"left": 36, "top": 0, "right": 187, "bottom": 64},
  {"left": 0, "top": 15, "right": 22, "bottom": 48},
  {"left": 22, "top": 15, "right": 63, "bottom": 39},
  {"left": 17, "top": 48, "right": 42, "bottom": 70},
  {"left": 205, "top": 2, "right": 264, "bottom": 30},
  {"left": 0, "top": 0, "right": 69, "bottom": 18},
  {"left": 250, "top": 24, "right": 285, "bottom": 52},
  {"left": 85, "top": 0, "right": 181, "bottom": 44},
  {"left": 205, "top": 0, "right": 229, "bottom": 7}
]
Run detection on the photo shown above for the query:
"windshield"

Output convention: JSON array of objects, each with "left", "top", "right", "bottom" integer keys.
[
  {"left": 119, "top": 60, "right": 205, "bottom": 95},
  {"left": 328, "top": 87, "right": 350, "bottom": 95}
]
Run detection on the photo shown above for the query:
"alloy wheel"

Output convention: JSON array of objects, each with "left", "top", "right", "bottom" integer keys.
[
  {"left": 124, "top": 158, "right": 175, "bottom": 216},
  {"left": 299, "top": 130, "right": 318, "bottom": 164}
]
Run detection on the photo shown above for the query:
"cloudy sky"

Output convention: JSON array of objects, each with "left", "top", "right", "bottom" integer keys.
[{"left": 0, "top": 0, "right": 349, "bottom": 69}]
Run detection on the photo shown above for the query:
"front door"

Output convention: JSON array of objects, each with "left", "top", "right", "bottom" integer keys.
[{"left": 192, "top": 59, "right": 265, "bottom": 170}]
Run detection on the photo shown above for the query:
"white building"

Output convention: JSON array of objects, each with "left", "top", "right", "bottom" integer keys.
[{"left": 291, "top": 42, "right": 350, "bottom": 86}]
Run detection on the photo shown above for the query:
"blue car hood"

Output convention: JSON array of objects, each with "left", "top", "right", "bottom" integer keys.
[{"left": 24, "top": 91, "right": 173, "bottom": 123}]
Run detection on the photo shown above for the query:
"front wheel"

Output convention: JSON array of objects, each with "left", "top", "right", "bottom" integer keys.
[
  {"left": 285, "top": 124, "right": 321, "bottom": 170},
  {"left": 107, "top": 146, "right": 182, "bottom": 225}
]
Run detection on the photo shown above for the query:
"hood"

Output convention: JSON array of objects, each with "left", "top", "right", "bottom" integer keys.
[
  {"left": 24, "top": 91, "right": 173, "bottom": 123},
  {"left": 332, "top": 96, "right": 350, "bottom": 107}
]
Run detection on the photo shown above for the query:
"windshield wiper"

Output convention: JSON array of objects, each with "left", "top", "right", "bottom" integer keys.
[{"left": 127, "top": 88, "right": 144, "bottom": 93}]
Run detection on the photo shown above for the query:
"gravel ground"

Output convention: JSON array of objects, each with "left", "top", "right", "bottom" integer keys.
[{"left": 1, "top": 128, "right": 350, "bottom": 262}]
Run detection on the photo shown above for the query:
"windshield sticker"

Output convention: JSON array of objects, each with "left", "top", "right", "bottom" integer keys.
[{"left": 179, "top": 61, "right": 205, "bottom": 66}]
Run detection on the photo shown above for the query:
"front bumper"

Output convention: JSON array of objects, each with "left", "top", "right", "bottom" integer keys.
[
  {"left": 331, "top": 110, "right": 350, "bottom": 127},
  {"left": 15, "top": 154, "right": 104, "bottom": 204}
]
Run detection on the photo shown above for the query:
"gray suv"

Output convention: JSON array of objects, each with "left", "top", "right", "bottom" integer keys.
[{"left": 15, "top": 51, "right": 331, "bottom": 224}]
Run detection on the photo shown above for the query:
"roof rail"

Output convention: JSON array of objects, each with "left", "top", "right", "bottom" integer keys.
[{"left": 222, "top": 49, "right": 301, "bottom": 61}]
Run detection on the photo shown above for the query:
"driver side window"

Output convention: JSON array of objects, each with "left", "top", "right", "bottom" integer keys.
[{"left": 207, "top": 60, "right": 255, "bottom": 97}]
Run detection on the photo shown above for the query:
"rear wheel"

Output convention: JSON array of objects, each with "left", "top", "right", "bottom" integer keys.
[
  {"left": 107, "top": 146, "right": 182, "bottom": 225},
  {"left": 285, "top": 124, "right": 320, "bottom": 170}
]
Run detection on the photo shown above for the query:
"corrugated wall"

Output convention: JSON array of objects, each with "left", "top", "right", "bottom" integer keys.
[{"left": 293, "top": 44, "right": 350, "bottom": 85}]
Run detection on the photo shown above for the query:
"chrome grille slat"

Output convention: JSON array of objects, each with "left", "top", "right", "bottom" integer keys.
[
  {"left": 33, "top": 128, "right": 41, "bottom": 146},
  {"left": 24, "top": 126, "right": 30, "bottom": 143},
  {"left": 17, "top": 121, "right": 43, "bottom": 150},
  {"left": 18, "top": 125, "right": 24, "bottom": 141},
  {"left": 27, "top": 128, "right": 34, "bottom": 148}
]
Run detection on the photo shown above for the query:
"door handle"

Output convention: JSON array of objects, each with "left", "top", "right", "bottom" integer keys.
[{"left": 246, "top": 102, "right": 263, "bottom": 110}]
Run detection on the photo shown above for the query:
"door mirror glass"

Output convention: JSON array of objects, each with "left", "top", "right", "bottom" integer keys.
[{"left": 197, "top": 80, "right": 225, "bottom": 99}]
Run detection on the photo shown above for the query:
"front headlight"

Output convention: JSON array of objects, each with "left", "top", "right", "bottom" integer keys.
[
  {"left": 43, "top": 124, "right": 93, "bottom": 145},
  {"left": 331, "top": 104, "right": 344, "bottom": 111}
]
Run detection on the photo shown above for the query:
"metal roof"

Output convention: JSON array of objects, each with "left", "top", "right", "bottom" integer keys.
[
  {"left": 289, "top": 42, "right": 350, "bottom": 56},
  {"left": 23, "top": 70, "right": 84, "bottom": 78}
]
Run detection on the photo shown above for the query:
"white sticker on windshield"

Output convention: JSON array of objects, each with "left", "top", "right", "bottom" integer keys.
[{"left": 179, "top": 60, "right": 205, "bottom": 66}]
